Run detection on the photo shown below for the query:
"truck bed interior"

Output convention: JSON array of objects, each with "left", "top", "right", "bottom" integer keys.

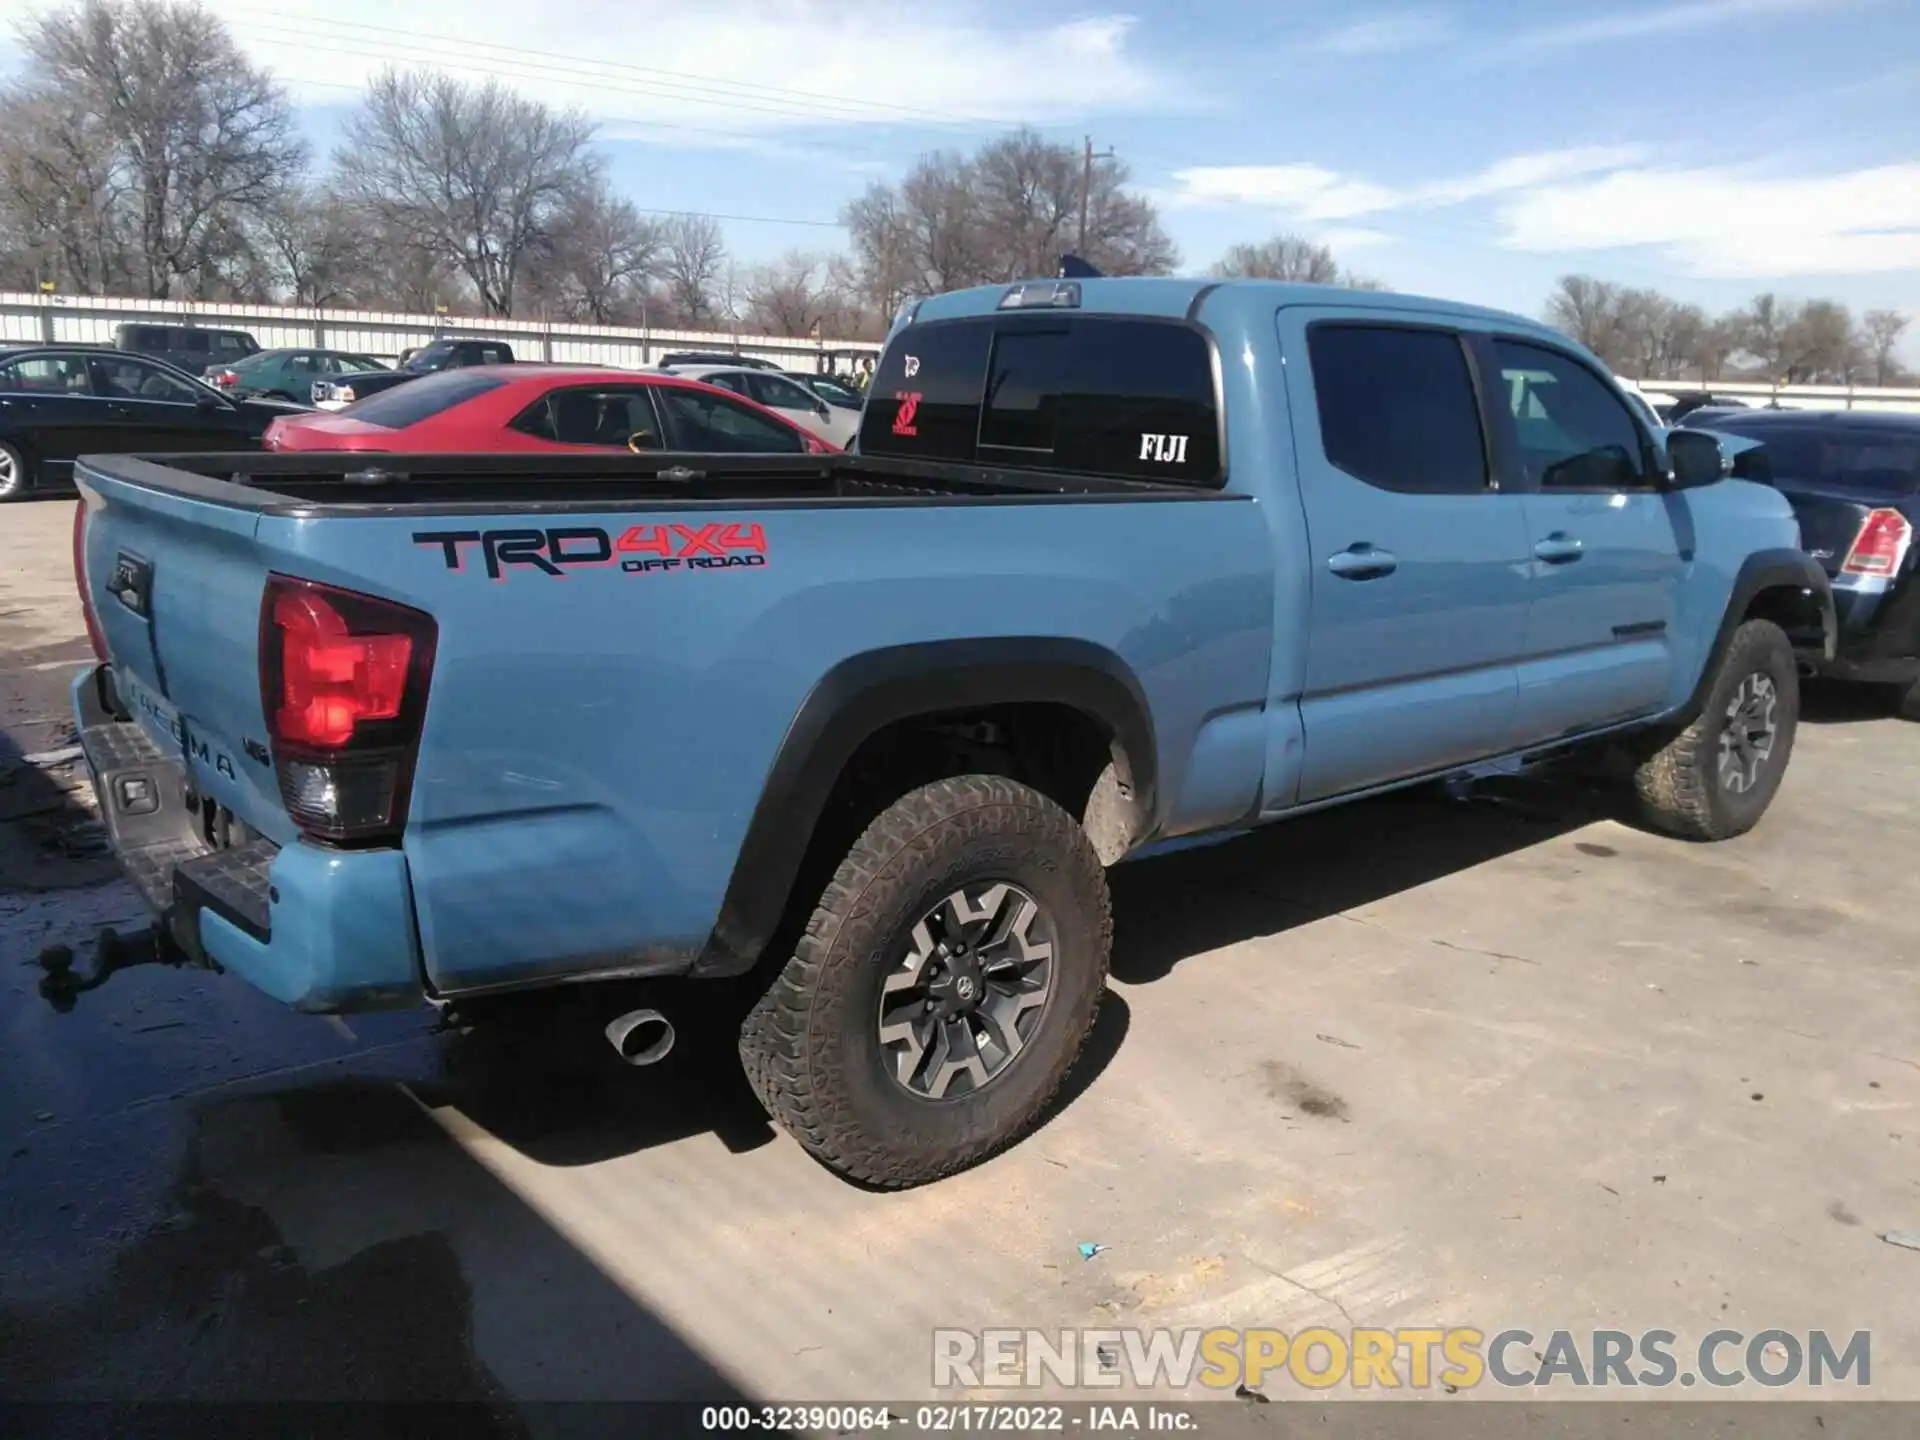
[{"left": 78, "top": 451, "right": 1226, "bottom": 514}]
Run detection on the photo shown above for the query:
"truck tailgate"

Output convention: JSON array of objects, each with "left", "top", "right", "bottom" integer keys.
[{"left": 76, "top": 470, "right": 297, "bottom": 847}]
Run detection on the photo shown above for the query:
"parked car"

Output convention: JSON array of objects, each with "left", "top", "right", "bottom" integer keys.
[
  {"left": 0, "top": 346, "right": 298, "bottom": 500},
  {"left": 1683, "top": 408, "right": 1920, "bottom": 716},
  {"left": 659, "top": 363, "right": 859, "bottom": 448},
  {"left": 314, "top": 338, "right": 516, "bottom": 409},
  {"left": 203, "top": 348, "right": 388, "bottom": 403},
  {"left": 113, "top": 323, "right": 260, "bottom": 375},
  {"left": 656, "top": 350, "right": 783, "bottom": 371},
  {"left": 1661, "top": 391, "right": 1753, "bottom": 424},
  {"left": 784, "top": 371, "right": 865, "bottom": 412},
  {"left": 262, "top": 365, "right": 839, "bottom": 455},
  {"left": 60, "top": 276, "right": 1832, "bottom": 1187}
]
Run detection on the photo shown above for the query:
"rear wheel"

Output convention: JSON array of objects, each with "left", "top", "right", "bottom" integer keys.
[
  {"left": 0, "top": 440, "right": 31, "bottom": 501},
  {"left": 1632, "top": 619, "right": 1798, "bottom": 840},
  {"left": 739, "top": 775, "right": 1111, "bottom": 1188}
]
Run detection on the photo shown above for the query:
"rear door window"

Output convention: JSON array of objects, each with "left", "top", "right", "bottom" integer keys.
[
  {"left": 0, "top": 355, "right": 92, "bottom": 393},
  {"left": 342, "top": 370, "right": 507, "bottom": 428},
  {"left": 859, "top": 316, "right": 1220, "bottom": 483},
  {"left": 212, "top": 332, "right": 254, "bottom": 358},
  {"left": 1307, "top": 324, "right": 1489, "bottom": 494}
]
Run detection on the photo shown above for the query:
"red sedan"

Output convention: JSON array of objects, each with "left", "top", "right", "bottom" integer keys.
[{"left": 262, "top": 365, "right": 839, "bottom": 455}]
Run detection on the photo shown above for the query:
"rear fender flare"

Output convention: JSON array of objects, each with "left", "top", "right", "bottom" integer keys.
[{"left": 691, "top": 637, "right": 1156, "bottom": 978}]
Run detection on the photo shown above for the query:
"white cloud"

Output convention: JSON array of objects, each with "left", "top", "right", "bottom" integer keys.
[
  {"left": 1496, "top": 163, "right": 1920, "bottom": 276},
  {"left": 1315, "top": 227, "right": 1397, "bottom": 251},
  {"left": 121, "top": 2, "right": 1179, "bottom": 137},
  {"left": 1307, "top": 9, "right": 1455, "bottom": 56},
  {"left": 1494, "top": 0, "right": 1855, "bottom": 57},
  {"left": 1165, "top": 145, "right": 1647, "bottom": 220}
]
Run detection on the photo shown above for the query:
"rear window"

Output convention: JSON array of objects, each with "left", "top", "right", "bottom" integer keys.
[
  {"left": 858, "top": 315, "right": 1222, "bottom": 485},
  {"left": 343, "top": 370, "right": 507, "bottom": 428},
  {"left": 1729, "top": 426, "right": 1920, "bottom": 498}
]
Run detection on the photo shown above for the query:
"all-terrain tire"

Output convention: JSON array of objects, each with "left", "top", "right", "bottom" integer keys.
[
  {"left": 1633, "top": 619, "right": 1798, "bottom": 841},
  {"left": 738, "top": 775, "right": 1111, "bottom": 1188}
]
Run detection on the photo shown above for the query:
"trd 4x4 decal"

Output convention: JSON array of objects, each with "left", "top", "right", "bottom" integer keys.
[{"left": 415, "top": 523, "right": 768, "bottom": 581}]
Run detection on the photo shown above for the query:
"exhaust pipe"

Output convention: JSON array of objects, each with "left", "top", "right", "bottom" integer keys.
[{"left": 605, "top": 1008, "right": 675, "bottom": 1067}]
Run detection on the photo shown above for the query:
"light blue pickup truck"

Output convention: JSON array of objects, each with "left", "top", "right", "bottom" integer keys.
[{"left": 60, "top": 276, "right": 1833, "bottom": 1186}]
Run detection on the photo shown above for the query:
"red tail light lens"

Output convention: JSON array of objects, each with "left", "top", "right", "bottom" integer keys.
[
  {"left": 72, "top": 499, "right": 107, "bottom": 662},
  {"left": 260, "top": 575, "right": 436, "bottom": 845},
  {"left": 1841, "top": 508, "right": 1912, "bottom": 577}
]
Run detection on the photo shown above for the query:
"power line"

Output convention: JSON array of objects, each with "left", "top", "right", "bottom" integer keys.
[{"left": 247, "top": 11, "right": 1044, "bottom": 134}]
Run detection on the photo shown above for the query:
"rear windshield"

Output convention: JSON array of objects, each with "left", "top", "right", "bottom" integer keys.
[
  {"left": 1727, "top": 425, "right": 1920, "bottom": 497},
  {"left": 343, "top": 370, "right": 507, "bottom": 428},
  {"left": 858, "top": 314, "right": 1221, "bottom": 486}
]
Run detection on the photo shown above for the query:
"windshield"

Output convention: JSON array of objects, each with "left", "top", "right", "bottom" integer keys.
[{"left": 403, "top": 345, "right": 456, "bottom": 374}]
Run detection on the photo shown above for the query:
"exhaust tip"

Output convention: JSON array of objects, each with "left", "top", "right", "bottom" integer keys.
[{"left": 605, "top": 1008, "right": 675, "bottom": 1067}]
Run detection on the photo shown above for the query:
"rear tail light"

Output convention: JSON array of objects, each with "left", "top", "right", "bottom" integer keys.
[
  {"left": 72, "top": 499, "right": 108, "bottom": 662},
  {"left": 259, "top": 575, "right": 436, "bottom": 845},
  {"left": 333, "top": 385, "right": 356, "bottom": 404},
  {"left": 212, "top": 370, "right": 239, "bottom": 388},
  {"left": 1841, "top": 508, "right": 1913, "bottom": 577}
]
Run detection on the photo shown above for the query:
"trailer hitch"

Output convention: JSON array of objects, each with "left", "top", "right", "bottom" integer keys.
[{"left": 37, "top": 924, "right": 191, "bottom": 1013}]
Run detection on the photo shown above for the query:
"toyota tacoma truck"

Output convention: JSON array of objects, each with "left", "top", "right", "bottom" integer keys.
[{"left": 59, "top": 276, "right": 1833, "bottom": 1188}]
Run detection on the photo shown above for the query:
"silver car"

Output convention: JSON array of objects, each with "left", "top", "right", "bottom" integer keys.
[{"left": 661, "top": 365, "right": 861, "bottom": 450}]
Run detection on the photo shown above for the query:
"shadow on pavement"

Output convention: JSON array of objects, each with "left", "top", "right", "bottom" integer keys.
[
  {"left": 1799, "top": 676, "right": 1904, "bottom": 726},
  {"left": 1110, "top": 769, "right": 1612, "bottom": 985},
  {"left": 0, "top": 641, "right": 118, "bottom": 895}
]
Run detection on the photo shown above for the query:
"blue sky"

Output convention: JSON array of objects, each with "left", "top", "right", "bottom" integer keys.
[{"left": 5, "top": 0, "right": 1917, "bottom": 348}]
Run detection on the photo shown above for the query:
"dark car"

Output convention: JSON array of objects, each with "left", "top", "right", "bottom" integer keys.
[
  {"left": 1686, "top": 408, "right": 1920, "bottom": 715},
  {"left": 203, "top": 347, "right": 388, "bottom": 403},
  {"left": 655, "top": 350, "right": 782, "bottom": 371},
  {"left": 0, "top": 346, "right": 297, "bottom": 500},
  {"left": 1659, "top": 391, "right": 1754, "bottom": 424},
  {"left": 113, "top": 323, "right": 260, "bottom": 375},
  {"left": 315, "top": 337, "right": 516, "bottom": 408}
]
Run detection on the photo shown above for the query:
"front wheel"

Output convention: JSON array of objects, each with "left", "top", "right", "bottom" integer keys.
[
  {"left": 1632, "top": 619, "right": 1799, "bottom": 841},
  {"left": 739, "top": 775, "right": 1112, "bottom": 1188}
]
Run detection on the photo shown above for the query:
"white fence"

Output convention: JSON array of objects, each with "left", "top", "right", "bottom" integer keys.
[
  {"left": 0, "top": 291, "right": 884, "bottom": 373},
  {"left": 1623, "top": 377, "right": 1920, "bottom": 415}
]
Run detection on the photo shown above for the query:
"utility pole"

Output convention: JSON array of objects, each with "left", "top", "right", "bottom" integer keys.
[{"left": 1077, "top": 136, "right": 1116, "bottom": 254}]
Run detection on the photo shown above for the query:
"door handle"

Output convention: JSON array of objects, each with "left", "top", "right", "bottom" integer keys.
[
  {"left": 1534, "top": 532, "right": 1584, "bottom": 564},
  {"left": 1327, "top": 544, "right": 1398, "bottom": 580}
]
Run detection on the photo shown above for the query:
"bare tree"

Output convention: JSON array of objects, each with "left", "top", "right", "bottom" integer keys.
[
  {"left": 2, "top": 0, "right": 304, "bottom": 298},
  {"left": 1737, "top": 293, "right": 1800, "bottom": 382},
  {"left": 742, "top": 251, "right": 844, "bottom": 338},
  {"left": 1545, "top": 275, "right": 1628, "bottom": 364},
  {"left": 253, "top": 185, "right": 363, "bottom": 306},
  {"left": 1859, "top": 309, "right": 1911, "bottom": 386},
  {"left": 335, "top": 69, "right": 595, "bottom": 316},
  {"left": 538, "top": 182, "right": 664, "bottom": 324},
  {"left": 1211, "top": 234, "right": 1387, "bottom": 290},
  {"left": 1782, "top": 299, "right": 1858, "bottom": 383},
  {"left": 841, "top": 129, "right": 1175, "bottom": 305},
  {"left": 658, "top": 213, "right": 726, "bottom": 328}
]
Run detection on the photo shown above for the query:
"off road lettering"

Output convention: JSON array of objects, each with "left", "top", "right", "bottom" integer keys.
[{"left": 416, "top": 524, "right": 768, "bottom": 581}]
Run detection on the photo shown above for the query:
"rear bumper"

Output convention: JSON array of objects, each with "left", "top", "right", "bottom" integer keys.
[{"left": 71, "top": 666, "right": 425, "bottom": 1013}]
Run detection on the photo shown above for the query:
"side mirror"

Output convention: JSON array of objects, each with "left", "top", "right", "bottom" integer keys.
[
  {"left": 196, "top": 393, "right": 222, "bottom": 412},
  {"left": 1665, "top": 429, "right": 1729, "bottom": 490}
]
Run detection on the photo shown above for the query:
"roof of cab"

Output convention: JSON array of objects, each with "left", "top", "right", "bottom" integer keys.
[{"left": 906, "top": 275, "right": 1566, "bottom": 345}]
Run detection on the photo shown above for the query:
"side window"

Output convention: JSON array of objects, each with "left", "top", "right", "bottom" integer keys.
[
  {"left": 88, "top": 356, "right": 203, "bottom": 404},
  {"left": 510, "top": 395, "right": 558, "bottom": 442},
  {"left": 178, "top": 331, "right": 212, "bottom": 356},
  {"left": 541, "top": 388, "right": 664, "bottom": 448},
  {"left": 747, "top": 374, "right": 814, "bottom": 410},
  {"left": 0, "top": 355, "right": 91, "bottom": 394},
  {"left": 1492, "top": 339, "right": 1647, "bottom": 491},
  {"left": 1307, "top": 325, "right": 1489, "bottom": 494},
  {"left": 704, "top": 373, "right": 748, "bottom": 395},
  {"left": 478, "top": 346, "right": 507, "bottom": 365},
  {"left": 214, "top": 333, "right": 252, "bottom": 358},
  {"left": 656, "top": 389, "right": 806, "bottom": 453},
  {"left": 287, "top": 355, "right": 317, "bottom": 374}
]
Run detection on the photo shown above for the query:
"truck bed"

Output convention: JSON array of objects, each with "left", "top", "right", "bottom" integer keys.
[{"left": 78, "top": 449, "right": 1216, "bottom": 515}]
